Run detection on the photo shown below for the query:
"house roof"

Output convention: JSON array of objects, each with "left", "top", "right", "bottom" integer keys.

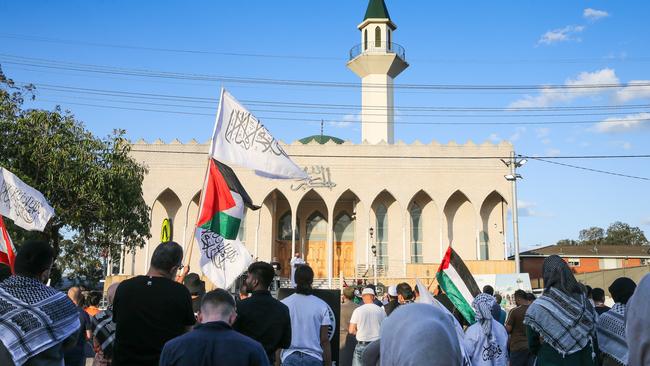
[
  {"left": 364, "top": 0, "right": 391, "bottom": 20},
  {"left": 517, "top": 244, "right": 650, "bottom": 258}
]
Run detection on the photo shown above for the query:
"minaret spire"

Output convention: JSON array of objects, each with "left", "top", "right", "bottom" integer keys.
[{"left": 347, "top": 0, "right": 408, "bottom": 144}]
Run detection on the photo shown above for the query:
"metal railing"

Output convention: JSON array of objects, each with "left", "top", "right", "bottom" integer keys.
[{"left": 349, "top": 42, "right": 406, "bottom": 61}]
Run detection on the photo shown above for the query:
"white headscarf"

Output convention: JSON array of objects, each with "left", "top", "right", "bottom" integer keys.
[
  {"left": 626, "top": 273, "right": 650, "bottom": 366},
  {"left": 379, "top": 303, "right": 464, "bottom": 366}
]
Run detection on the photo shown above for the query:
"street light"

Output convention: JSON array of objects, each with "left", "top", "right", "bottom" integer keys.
[
  {"left": 369, "top": 228, "right": 377, "bottom": 286},
  {"left": 501, "top": 152, "right": 525, "bottom": 273}
]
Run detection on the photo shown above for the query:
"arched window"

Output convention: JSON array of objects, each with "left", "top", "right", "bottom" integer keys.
[
  {"left": 410, "top": 203, "right": 423, "bottom": 263},
  {"left": 306, "top": 212, "right": 327, "bottom": 241},
  {"left": 388, "top": 29, "right": 392, "bottom": 50},
  {"left": 374, "top": 26, "right": 381, "bottom": 47},
  {"left": 364, "top": 29, "right": 368, "bottom": 50},
  {"left": 278, "top": 211, "right": 299, "bottom": 241},
  {"left": 238, "top": 208, "right": 248, "bottom": 245},
  {"left": 334, "top": 212, "right": 354, "bottom": 242},
  {"left": 375, "top": 204, "right": 388, "bottom": 267}
]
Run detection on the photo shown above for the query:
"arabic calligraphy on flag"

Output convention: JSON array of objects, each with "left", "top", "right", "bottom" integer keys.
[{"left": 0, "top": 167, "right": 55, "bottom": 232}]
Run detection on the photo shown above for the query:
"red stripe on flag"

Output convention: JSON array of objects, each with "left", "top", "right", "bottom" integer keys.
[
  {"left": 437, "top": 246, "right": 453, "bottom": 273},
  {"left": 0, "top": 216, "right": 15, "bottom": 273},
  {"left": 197, "top": 160, "right": 236, "bottom": 227}
]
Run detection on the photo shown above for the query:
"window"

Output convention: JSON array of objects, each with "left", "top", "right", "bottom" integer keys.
[
  {"left": 374, "top": 26, "right": 381, "bottom": 47},
  {"left": 376, "top": 204, "right": 388, "bottom": 267},
  {"left": 277, "top": 211, "right": 299, "bottom": 241},
  {"left": 567, "top": 258, "right": 581, "bottom": 267},
  {"left": 306, "top": 212, "right": 327, "bottom": 241},
  {"left": 410, "top": 203, "right": 423, "bottom": 263},
  {"left": 479, "top": 231, "right": 489, "bottom": 260},
  {"left": 364, "top": 29, "right": 368, "bottom": 50},
  {"left": 238, "top": 208, "right": 247, "bottom": 245},
  {"left": 334, "top": 212, "right": 354, "bottom": 242}
]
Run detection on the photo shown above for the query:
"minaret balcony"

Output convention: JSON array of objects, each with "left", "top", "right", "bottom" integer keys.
[{"left": 349, "top": 42, "right": 406, "bottom": 62}]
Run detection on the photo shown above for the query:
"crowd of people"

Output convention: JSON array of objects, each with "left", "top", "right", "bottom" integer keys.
[{"left": 1, "top": 239, "right": 649, "bottom": 366}]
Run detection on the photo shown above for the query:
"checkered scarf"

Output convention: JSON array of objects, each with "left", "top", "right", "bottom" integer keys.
[
  {"left": 0, "top": 276, "right": 80, "bottom": 365},
  {"left": 91, "top": 308, "right": 115, "bottom": 358},
  {"left": 597, "top": 303, "right": 627, "bottom": 365},
  {"left": 524, "top": 256, "right": 596, "bottom": 357},
  {"left": 472, "top": 293, "right": 497, "bottom": 346}
]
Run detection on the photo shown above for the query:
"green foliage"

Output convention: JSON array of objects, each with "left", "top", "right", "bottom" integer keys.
[
  {"left": 557, "top": 221, "right": 648, "bottom": 246},
  {"left": 0, "top": 65, "right": 151, "bottom": 285}
]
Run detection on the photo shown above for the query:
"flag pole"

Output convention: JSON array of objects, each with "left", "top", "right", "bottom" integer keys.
[{"left": 184, "top": 87, "right": 226, "bottom": 269}]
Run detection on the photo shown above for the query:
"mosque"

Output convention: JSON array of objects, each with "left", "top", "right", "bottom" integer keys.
[{"left": 120, "top": 0, "right": 515, "bottom": 287}]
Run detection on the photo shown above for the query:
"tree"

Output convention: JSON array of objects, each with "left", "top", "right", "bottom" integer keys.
[
  {"left": 556, "top": 239, "right": 578, "bottom": 246},
  {"left": 578, "top": 226, "right": 604, "bottom": 244},
  {"left": 604, "top": 221, "right": 649, "bottom": 246},
  {"left": 0, "top": 65, "right": 151, "bottom": 285}
]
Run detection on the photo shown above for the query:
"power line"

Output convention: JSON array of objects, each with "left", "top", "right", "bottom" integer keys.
[
  {"left": 22, "top": 82, "right": 650, "bottom": 113},
  {"left": 530, "top": 157, "right": 650, "bottom": 181},
  {"left": 32, "top": 98, "right": 650, "bottom": 126},
  {"left": 3, "top": 33, "right": 650, "bottom": 64},
  {"left": 3, "top": 53, "right": 649, "bottom": 90}
]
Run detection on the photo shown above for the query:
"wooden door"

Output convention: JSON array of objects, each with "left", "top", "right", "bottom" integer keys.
[
  {"left": 275, "top": 240, "right": 291, "bottom": 278},
  {"left": 306, "top": 241, "right": 327, "bottom": 278},
  {"left": 335, "top": 241, "right": 355, "bottom": 278}
]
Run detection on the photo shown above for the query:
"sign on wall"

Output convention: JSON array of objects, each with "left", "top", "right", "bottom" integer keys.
[
  {"left": 161, "top": 218, "right": 173, "bottom": 242},
  {"left": 291, "top": 165, "right": 336, "bottom": 191}
]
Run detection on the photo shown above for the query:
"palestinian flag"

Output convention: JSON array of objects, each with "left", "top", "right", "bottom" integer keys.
[
  {"left": 195, "top": 159, "right": 259, "bottom": 288},
  {"left": 436, "top": 247, "right": 481, "bottom": 324},
  {"left": 0, "top": 216, "right": 16, "bottom": 273}
]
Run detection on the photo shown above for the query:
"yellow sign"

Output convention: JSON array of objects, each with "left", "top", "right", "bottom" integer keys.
[{"left": 161, "top": 218, "right": 172, "bottom": 242}]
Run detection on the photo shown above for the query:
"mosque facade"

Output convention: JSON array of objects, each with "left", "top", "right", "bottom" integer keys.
[{"left": 122, "top": 0, "right": 515, "bottom": 285}]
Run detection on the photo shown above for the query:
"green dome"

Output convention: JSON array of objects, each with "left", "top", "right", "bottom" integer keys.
[{"left": 298, "top": 135, "right": 345, "bottom": 145}]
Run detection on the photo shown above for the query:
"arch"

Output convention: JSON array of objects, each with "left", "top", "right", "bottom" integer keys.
[
  {"left": 407, "top": 189, "right": 439, "bottom": 263},
  {"left": 443, "top": 190, "right": 477, "bottom": 260},
  {"left": 480, "top": 191, "right": 507, "bottom": 260},
  {"left": 297, "top": 189, "right": 329, "bottom": 277},
  {"left": 364, "top": 29, "right": 368, "bottom": 50},
  {"left": 151, "top": 188, "right": 182, "bottom": 242},
  {"left": 333, "top": 189, "right": 361, "bottom": 277},
  {"left": 370, "top": 190, "right": 398, "bottom": 272},
  {"left": 374, "top": 26, "right": 381, "bottom": 47},
  {"left": 262, "top": 189, "right": 292, "bottom": 276}
]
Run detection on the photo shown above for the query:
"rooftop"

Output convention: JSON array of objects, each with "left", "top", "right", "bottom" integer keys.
[{"left": 518, "top": 244, "right": 650, "bottom": 258}]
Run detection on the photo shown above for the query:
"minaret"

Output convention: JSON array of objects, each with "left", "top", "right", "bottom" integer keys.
[{"left": 347, "top": 0, "right": 408, "bottom": 144}]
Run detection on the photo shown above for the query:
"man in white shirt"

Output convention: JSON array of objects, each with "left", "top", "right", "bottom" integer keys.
[
  {"left": 349, "top": 288, "right": 386, "bottom": 366},
  {"left": 289, "top": 252, "right": 305, "bottom": 288},
  {"left": 280, "top": 265, "right": 332, "bottom": 366}
]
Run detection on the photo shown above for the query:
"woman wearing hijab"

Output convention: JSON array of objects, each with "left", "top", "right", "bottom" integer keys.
[
  {"left": 524, "top": 255, "right": 598, "bottom": 365},
  {"left": 375, "top": 303, "right": 464, "bottom": 366},
  {"left": 626, "top": 273, "right": 650, "bottom": 366},
  {"left": 597, "top": 277, "right": 636, "bottom": 366},
  {"left": 463, "top": 293, "right": 508, "bottom": 366}
]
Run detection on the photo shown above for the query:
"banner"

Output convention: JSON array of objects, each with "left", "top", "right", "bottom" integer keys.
[
  {"left": 210, "top": 89, "right": 308, "bottom": 180},
  {"left": 0, "top": 167, "right": 55, "bottom": 231}
]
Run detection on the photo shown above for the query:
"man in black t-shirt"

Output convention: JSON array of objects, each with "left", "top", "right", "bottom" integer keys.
[{"left": 112, "top": 241, "right": 195, "bottom": 366}]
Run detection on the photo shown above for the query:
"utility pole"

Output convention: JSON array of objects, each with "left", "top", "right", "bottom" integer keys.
[{"left": 502, "top": 152, "right": 526, "bottom": 273}]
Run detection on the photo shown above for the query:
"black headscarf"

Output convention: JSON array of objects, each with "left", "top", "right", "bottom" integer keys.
[
  {"left": 608, "top": 277, "right": 636, "bottom": 304},
  {"left": 543, "top": 255, "right": 585, "bottom": 297}
]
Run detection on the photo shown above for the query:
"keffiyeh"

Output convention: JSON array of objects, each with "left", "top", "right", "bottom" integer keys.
[
  {"left": 597, "top": 303, "right": 627, "bottom": 365},
  {"left": 524, "top": 256, "right": 597, "bottom": 357},
  {"left": 472, "top": 293, "right": 497, "bottom": 347},
  {"left": 0, "top": 276, "right": 80, "bottom": 365}
]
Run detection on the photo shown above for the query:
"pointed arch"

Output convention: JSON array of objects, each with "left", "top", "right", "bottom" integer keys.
[
  {"left": 151, "top": 188, "right": 182, "bottom": 242},
  {"left": 374, "top": 26, "right": 381, "bottom": 47},
  {"left": 370, "top": 189, "right": 398, "bottom": 271},
  {"left": 480, "top": 191, "right": 508, "bottom": 260},
  {"left": 333, "top": 189, "right": 360, "bottom": 277},
  {"left": 407, "top": 189, "right": 437, "bottom": 263},
  {"left": 443, "top": 190, "right": 477, "bottom": 260},
  {"left": 261, "top": 189, "right": 292, "bottom": 276},
  {"left": 297, "top": 189, "right": 328, "bottom": 278}
]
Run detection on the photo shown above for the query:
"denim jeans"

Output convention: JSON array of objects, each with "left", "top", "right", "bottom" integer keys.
[
  {"left": 352, "top": 342, "right": 370, "bottom": 366},
  {"left": 510, "top": 349, "right": 535, "bottom": 366},
  {"left": 283, "top": 351, "right": 322, "bottom": 366}
]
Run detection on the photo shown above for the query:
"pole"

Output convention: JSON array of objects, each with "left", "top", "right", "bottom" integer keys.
[
  {"left": 510, "top": 151, "right": 521, "bottom": 273},
  {"left": 373, "top": 253, "right": 377, "bottom": 286}
]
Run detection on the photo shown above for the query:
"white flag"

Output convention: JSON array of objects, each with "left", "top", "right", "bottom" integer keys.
[
  {"left": 0, "top": 167, "right": 55, "bottom": 231},
  {"left": 210, "top": 89, "right": 308, "bottom": 180}
]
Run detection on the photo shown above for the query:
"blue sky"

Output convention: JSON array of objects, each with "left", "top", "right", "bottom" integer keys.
[{"left": 1, "top": 0, "right": 649, "bottom": 251}]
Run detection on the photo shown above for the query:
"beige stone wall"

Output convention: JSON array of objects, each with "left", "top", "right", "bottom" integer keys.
[{"left": 123, "top": 139, "right": 514, "bottom": 282}]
